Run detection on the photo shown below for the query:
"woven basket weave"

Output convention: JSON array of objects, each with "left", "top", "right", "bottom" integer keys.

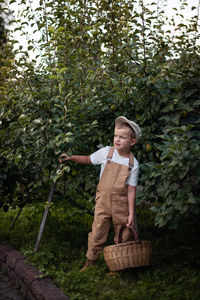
[{"left": 103, "top": 225, "right": 152, "bottom": 272}]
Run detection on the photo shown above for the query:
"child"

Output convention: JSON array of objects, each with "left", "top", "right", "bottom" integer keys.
[{"left": 59, "top": 116, "right": 141, "bottom": 271}]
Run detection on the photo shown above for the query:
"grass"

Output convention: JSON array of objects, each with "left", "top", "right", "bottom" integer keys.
[{"left": 0, "top": 199, "right": 200, "bottom": 300}]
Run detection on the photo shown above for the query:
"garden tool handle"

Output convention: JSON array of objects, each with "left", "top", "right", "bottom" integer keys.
[{"left": 118, "top": 224, "right": 141, "bottom": 244}]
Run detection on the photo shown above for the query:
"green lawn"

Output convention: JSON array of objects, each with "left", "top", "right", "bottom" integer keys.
[{"left": 0, "top": 201, "right": 200, "bottom": 300}]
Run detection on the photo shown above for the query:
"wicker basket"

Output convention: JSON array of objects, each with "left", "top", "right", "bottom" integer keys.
[{"left": 103, "top": 225, "right": 152, "bottom": 272}]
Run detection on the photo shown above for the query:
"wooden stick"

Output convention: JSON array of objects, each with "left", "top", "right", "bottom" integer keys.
[
  {"left": 34, "top": 181, "right": 57, "bottom": 253},
  {"left": 8, "top": 192, "right": 30, "bottom": 233},
  {"left": 8, "top": 207, "right": 23, "bottom": 233}
]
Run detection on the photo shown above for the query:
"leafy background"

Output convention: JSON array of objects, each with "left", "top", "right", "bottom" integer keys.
[{"left": 1, "top": 0, "right": 200, "bottom": 228}]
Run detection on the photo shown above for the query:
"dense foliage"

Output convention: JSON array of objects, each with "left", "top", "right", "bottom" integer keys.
[{"left": 0, "top": 0, "right": 200, "bottom": 229}]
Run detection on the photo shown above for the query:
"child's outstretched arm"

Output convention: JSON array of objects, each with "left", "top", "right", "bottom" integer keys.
[
  {"left": 59, "top": 153, "right": 91, "bottom": 164},
  {"left": 126, "top": 185, "right": 136, "bottom": 228}
]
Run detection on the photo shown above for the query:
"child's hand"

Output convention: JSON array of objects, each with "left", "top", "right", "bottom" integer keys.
[
  {"left": 126, "top": 215, "right": 134, "bottom": 228},
  {"left": 59, "top": 153, "right": 71, "bottom": 163}
]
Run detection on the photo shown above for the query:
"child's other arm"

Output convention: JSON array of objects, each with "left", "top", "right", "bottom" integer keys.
[
  {"left": 59, "top": 153, "right": 91, "bottom": 164},
  {"left": 126, "top": 185, "right": 136, "bottom": 228}
]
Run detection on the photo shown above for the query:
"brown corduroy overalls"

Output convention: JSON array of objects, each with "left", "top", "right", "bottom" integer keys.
[{"left": 87, "top": 147, "right": 137, "bottom": 261}]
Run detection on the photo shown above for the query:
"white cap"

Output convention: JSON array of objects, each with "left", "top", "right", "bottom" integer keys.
[{"left": 115, "top": 116, "right": 142, "bottom": 142}]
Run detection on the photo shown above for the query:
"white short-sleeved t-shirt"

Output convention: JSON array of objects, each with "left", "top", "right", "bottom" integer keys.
[{"left": 90, "top": 146, "right": 139, "bottom": 186}]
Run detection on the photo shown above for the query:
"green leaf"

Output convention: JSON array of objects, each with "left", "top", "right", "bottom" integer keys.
[
  {"left": 190, "top": 143, "right": 199, "bottom": 152},
  {"left": 49, "top": 75, "right": 57, "bottom": 79},
  {"left": 48, "top": 26, "right": 55, "bottom": 34},
  {"left": 59, "top": 67, "right": 67, "bottom": 74},
  {"left": 57, "top": 27, "right": 66, "bottom": 34}
]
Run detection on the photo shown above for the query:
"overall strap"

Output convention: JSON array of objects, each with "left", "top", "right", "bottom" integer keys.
[
  {"left": 129, "top": 152, "right": 134, "bottom": 170},
  {"left": 107, "top": 147, "right": 134, "bottom": 170},
  {"left": 107, "top": 146, "right": 115, "bottom": 162}
]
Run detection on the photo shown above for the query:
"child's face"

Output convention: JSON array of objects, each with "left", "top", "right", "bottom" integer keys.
[{"left": 113, "top": 127, "right": 136, "bottom": 154}]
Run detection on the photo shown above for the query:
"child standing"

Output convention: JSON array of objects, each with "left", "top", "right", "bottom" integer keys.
[{"left": 59, "top": 116, "right": 141, "bottom": 271}]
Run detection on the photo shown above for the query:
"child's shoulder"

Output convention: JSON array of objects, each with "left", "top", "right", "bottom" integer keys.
[
  {"left": 133, "top": 156, "right": 139, "bottom": 168},
  {"left": 98, "top": 145, "right": 111, "bottom": 153}
]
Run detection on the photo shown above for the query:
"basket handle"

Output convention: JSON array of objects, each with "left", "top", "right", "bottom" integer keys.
[{"left": 118, "top": 224, "right": 141, "bottom": 244}]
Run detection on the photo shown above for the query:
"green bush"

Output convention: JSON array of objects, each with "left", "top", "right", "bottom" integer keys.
[{"left": 1, "top": 0, "right": 200, "bottom": 230}]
